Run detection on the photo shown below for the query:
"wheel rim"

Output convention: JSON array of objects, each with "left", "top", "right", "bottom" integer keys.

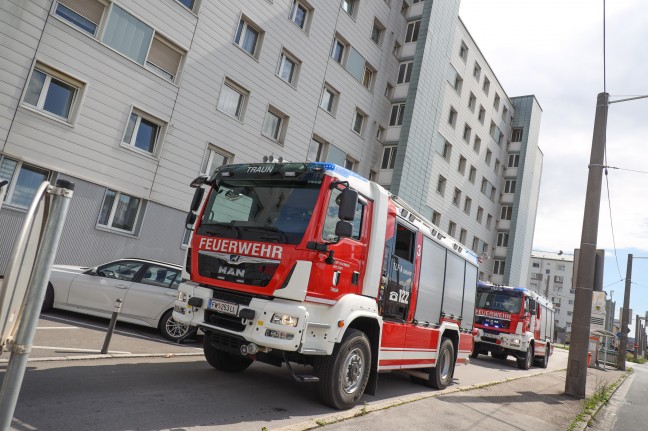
[
  {"left": 166, "top": 316, "right": 189, "bottom": 338},
  {"left": 526, "top": 347, "right": 533, "bottom": 367},
  {"left": 342, "top": 347, "right": 365, "bottom": 394},
  {"left": 439, "top": 348, "right": 451, "bottom": 382}
]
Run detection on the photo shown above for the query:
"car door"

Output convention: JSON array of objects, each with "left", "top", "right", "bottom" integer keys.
[
  {"left": 120, "top": 264, "right": 180, "bottom": 325},
  {"left": 67, "top": 260, "right": 144, "bottom": 313}
]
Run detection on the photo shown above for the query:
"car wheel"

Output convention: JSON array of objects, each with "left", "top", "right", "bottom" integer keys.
[
  {"left": 41, "top": 283, "right": 54, "bottom": 312},
  {"left": 160, "top": 310, "right": 195, "bottom": 341},
  {"left": 429, "top": 337, "right": 455, "bottom": 390}
]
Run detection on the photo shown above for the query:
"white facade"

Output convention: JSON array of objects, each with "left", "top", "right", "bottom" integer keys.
[
  {"left": 528, "top": 251, "right": 575, "bottom": 341},
  {"left": 0, "top": 0, "right": 542, "bottom": 280}
]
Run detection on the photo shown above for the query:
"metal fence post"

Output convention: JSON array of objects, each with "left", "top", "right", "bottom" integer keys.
[
  {"left": 0, "top": 180, "right": 74, "bottom": 430},
  {"left": 101, "top": 298, "right": 123, "bottom": 354}
]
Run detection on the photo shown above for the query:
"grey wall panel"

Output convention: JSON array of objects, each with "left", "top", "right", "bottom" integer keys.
[{"left": 0, "top": 208, "right": 26, "bottom": 275}]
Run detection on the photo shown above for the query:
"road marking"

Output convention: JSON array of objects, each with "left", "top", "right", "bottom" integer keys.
[
  {"left": 37, "top": 326, "right": 80, "bottom": 330},
  {"left": 33, "top": 346, "right": 132, "bottom": 354}
]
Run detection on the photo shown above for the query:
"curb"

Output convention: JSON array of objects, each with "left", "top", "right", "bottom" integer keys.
[
  {"left": 0, "top": 352, "right": 205, "bottom": 364},
  {"left": 573, "top": 370, "right": 633, "bottom": 431}
]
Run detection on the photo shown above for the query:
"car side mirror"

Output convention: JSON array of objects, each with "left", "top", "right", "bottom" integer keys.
[
  {"left": 338, "top": 188, "right": 358, "bottom": 221},
  {"left": 530, "top": 309, "right": 536, "bottom": 316},
  {"left": 335, "top": 220, "right": 353, "bottom": 238},
  {"left": 186, "top": 187, "right": 204, "bottom": 230}
]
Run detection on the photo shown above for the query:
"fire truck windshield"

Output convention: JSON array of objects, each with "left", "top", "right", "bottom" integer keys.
[
  {"left": 198, "top": 180, "right": 321, "bottom": 245},
  {"left": 476, "top": 289, "right": 523, "bottom": 314}
]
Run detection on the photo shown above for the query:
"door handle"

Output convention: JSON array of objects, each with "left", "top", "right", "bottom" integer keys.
[{"left": 115, "top": 285, "right": 129, "bottom": 289}]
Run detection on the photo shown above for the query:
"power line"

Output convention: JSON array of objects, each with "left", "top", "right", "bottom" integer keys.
[
  {"left": 603, "top": 166, "right": 622, "bottom": 278},
  {"left": 604, "top": 278, "right": 625, "bottom": 289},
  {"left": 606, "top": 166, "right": 648, "bottom": 175}
]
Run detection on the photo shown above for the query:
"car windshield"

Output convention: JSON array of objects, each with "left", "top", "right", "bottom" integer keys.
[
  {"left": 476, "top": 289, "right": 523, "bottom": 314},
  {"left": 198, "top": 179, "right": 321, "bottom": 245}
]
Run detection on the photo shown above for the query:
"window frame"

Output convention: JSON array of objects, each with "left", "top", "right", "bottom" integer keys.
[
  {"left": 234, "top": 15, "right": 264, "bottom": 58},
  {"left": 397, "top": 61, "right": 413, "bottom": 84},
  {"left": 389, "top": 102, "right": 406, "bottom": 126},
  {"left": 96, "top": 188, "right": 143, "bottom": 234},
  {"left": 320, "top": 84, "right": 339, "bottom": 115},
  {"left": 217, "top": 78, "right": 248, "bottom": 121},
  {"left": 371, "top": 18, "right": 385, "bottom": 46},
  {"left": 352, "top": 108, "right": 367, "bottom": 137},
  {"left": 0, "top": 156, "right": 51, "bottom": 209},
  {"left": 262, "top": 105, "right": 289, "bottom": 144},
  {"left": 277, "top": 48, "right": 301, "bottom": 87},
  {"left": 121, "top": 107, "right": 165, "bottom": 156},
  {"left": 381, "top": 146, "right": 398, "bottom": 170},
  {"left": 22, "top": 64, "right": 84, "bottom": 123},
  {"left": 405, "top": 20, "right": 420, "bottom": 43},
  {"left": 202, "top": 145, "right": 232, "bottom": 176},
  {"left": 289, "top": 0, "right": 312, "bottom": 32}
]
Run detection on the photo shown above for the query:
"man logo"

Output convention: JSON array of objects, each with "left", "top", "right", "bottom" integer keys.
[{"left": 229, "top": 255, "right": 241, "bottom": 263}]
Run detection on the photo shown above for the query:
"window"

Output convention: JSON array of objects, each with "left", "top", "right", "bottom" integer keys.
[
  {"left": 468, "top": 92, "right": 476, "bottom": 112},
  {"left": 369, "top": 170, "right": 377, "bottom": 181},
  {"left": 472, "top": 236, "right": 480, "bottom": 251},
  {"left": 459, "top": 41, "right": 468, "bottom": 61},
  {"left": 122, "top": 109, "right": 164, "bottom": 154},
  {"left": 362, "top": 64, "right": 376, "bottom": 90},
  {"left": 320, "top": 84, "right": 339, "bottom": 114},
  {"left": 494, "top": 260, "right": 505, "bottom": 275},
  {"left": 448, "top": 107, "right": 457, "bottom": 127},
  {"left": 371, "top": 18, "right": 385, "bottom": 45},
  {"left": 432, "top": 211, "right": 441, "bottom": 226},
  {"left": 393, "top": 40, "right": 402, "bottom": 57},
  {"left": 557, "top": 265, "right": 566, "bottom": 271},
  {"left": 473, "top": 62, "right": 481, "bottom": 81},
  {"left": 98, "top": 189, "right": 142, "bottom": 233},
  {"left": 385, "top": 82, "right": 394, "bottom": 98},
  {"left": 0, "top": 156, "right": 50, "bottom": 208},
  {"left": 323, "top": 188, "right": 364, "bottom": 241},
  {"left": 555, "top": 275, "right": 564, "bottom": 283},
  {"left": 532, "top": 262, "right": 540, "bottom": 268},
  {"left": 473, "top": 135, "right": 481, "bottom": 153},
  {"left": 376, "top": 125, "right": 385, "bottom": 142},
  {"left": 397, "top": 61, "right": 413, "bottom": 84},
  {"left": 469, "top": 165, "right": 476, "bottom": 183},
  {"left": 505, "top": 179, "right": 516, "bottom": 194},
  {"left": 442, "top": 141, "right": 452, "bottom": 160},
  {"left": 485, "top": 149, "right": 492, "bottom": 165},
  {"left": 389, "top": 103, "right": 406, "bottom": 126},
  {"left": 448, "top": 221, "right": 456, "bottom": 237},
  {"left": 463, "top": 124, "right": 471, "bottom": 143},
  {"left": 345, "top": 157, "right": 357, "bottom": 171},
  {"left": 512, "top": 128, "right": 523, "bottom": 142},
  {"left": 482, "top": 76, "right": 490, "bottom": 94},
  {"left": 203, "top": 146, "right": 231, "bottom": 176},
  {"left": 24, "top": 65, "right": 82, "bottom": 121},
  {"left": 217, "top": 79, "right": 248, "bottom": 120},
  {"left": 500, "top": 205, "right": 512, "bottom": 220},
  {"left": 486, "top": 214, "right": 492, "bottom": 228},
  {"left": 277, "top": 50, "right": 301, "bottom": 86},
  {"left": 262, "top": 106, "right": 289, "bottom": 143},
  {"left": 459, "top": 228, "right": 467, "bottom": 244},
  {"left": 508, "top": 154, "right": 520, "bottom": 168},
  {"left": 458, "top": 155, "right": 467, "bottom": 174},
  {"left": 140, "top": 265, "right": 180, "bottom": 289},
  {"left": 177, "top": 0, "right": 197, "bottom": 11},
  {"left": 490, "top": 187, "right": 496, "bottom": 202},
  {"left": 497, "top": 232, "right": 509, "bottom": 247},
  {"left": 55, "top": 0, "right": 105, "bottom": 35},
  {"left": 352, "top": 108, "right": 366, "bottom": 136},
  {"left": 234, "top": 16, "right": 263, "bottom": 57},
  {"left": 400, "top": 0, "right": 409, "bottom": 16},
  {"left": 476, "top": 206, "right": 483, "bottom": 223},
  {"left": 478, "top": 106, "right": 485, "bottom": 124},
  {"left": 503, "top": 106, "right": 509, "bottom": 121},
  {"left": 453, "top": 73, "right": 463, "bottom": 94},
  {"left": 102, "top": 6, "right": 184, "bottom": 81},
  {"left": 341, "top": 0, "right": 357, "bottom": 18},
  {"left": 405, "top": 20, "right": 420, "bottom": 43},
  {"left": 494, "top": 159, "right": 501, "bottom": 174},
  {"left": 463, "top": 196, "right": 472, "bottom": 214},
  {"left": 437, "top": 175, "right": 446, "bottom": 196},
  {"left": 494, "top": 93, "right": 501, "bottom": 111},
  {"left": 381, "top": 146, "right": 397, "bottom": 169},
  {"left": 331, "top": 37, "right": 347, "bottom": 64},
  {"left": 307, "top": 137, "right": 328, "bottom": 162},
  {"left": 289, "top": 0, "right": 311, "bottom": 31},
  {"left": 452, "top": 188, "right": 461, "bottom": 206}
]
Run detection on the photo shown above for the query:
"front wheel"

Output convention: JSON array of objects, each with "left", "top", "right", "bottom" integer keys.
[
  {"left": 535, "top": 345, "right": 550, "bottom": 368},
  {"left": 429, "top": 337, "right": 455, "bottom": 389},
  {"left": 159, "top": 310, "right": 196, "bottom": 342},
  {"left": 315, "top": 329, "right": 371, "bottom": 410},
  {"left": 517, "top": 345, "right": 534, "bottom": 370},
  {"left": 203, "top": 336, "right": 253, "bottom": 372},
  {"left": 41, "top": 283, "right": 54, "bottom": 312}
]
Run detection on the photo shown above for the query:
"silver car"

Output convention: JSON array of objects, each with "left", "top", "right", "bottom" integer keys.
[{"left": 43, "top": 258, "right": 194, "bottom": 341}]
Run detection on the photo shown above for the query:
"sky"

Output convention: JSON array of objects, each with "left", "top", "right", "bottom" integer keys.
[{"left": 459, "top": 0, "right": 648, "bottom": 329}]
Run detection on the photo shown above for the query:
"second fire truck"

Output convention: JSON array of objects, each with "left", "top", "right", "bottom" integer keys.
[
  {"left": 472, "top": 281, "right": 555, "bottom": 369},
  {"left": 174, "top": 161, "right": 479, "bottom": 409}
]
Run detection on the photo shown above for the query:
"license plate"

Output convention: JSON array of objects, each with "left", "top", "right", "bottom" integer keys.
[{"left": 208, "top": 299, "right": 239, "bottom": 316}]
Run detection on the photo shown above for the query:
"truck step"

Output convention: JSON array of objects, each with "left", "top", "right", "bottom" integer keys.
[{"left": 283, "top": 353, "right": 320, "bottom": 383}]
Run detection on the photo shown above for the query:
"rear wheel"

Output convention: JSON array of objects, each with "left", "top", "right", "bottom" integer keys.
[
  {"left": 429, "top": 338, "right": 455, "bottom": 390},
  {"left": 470, "top": 349, "right": 480, "bottom": 358},
  {"left": 517, "top": 345, "right": 534, "bottom": 370},
  {"left": 41, "top": 283, "right": 54, "bottom": 312},
  {"left": 203, "top": 336, "right": 253, "bottom": 372},
  {"left": 315, "top": 329, "right": 371, "bottom": 410},
  {"left": 535, "top": 345, "right": 550, "bottom": 368}
]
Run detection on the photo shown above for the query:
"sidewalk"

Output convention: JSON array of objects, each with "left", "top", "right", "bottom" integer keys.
[{"left": 280, "top": 366, "right": 629, "bottom": 431}]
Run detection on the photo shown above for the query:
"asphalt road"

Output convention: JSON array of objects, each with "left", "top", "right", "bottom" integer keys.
[
  {"left": 592, "top": 361, "right": 648, "bottom": 430},
  {"left": 1, "top": 311, "right": 570, "bottom": 431}
]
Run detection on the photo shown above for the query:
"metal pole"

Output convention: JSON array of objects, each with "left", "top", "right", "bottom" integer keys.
[
  {"left": 101, "top": 298, "right": 123, "bottom": 354},
  {"left": 565, "top": 92, "right": 609, "bottom": 398},
  {"left": 618, "top": 254, "right": 632, "bottom": 371},
  {"left": 0, "top": 180, "right": 74, "bottom": 429},
  {"left": 635, "top": 315, "right": 640, "bottom": 359}
]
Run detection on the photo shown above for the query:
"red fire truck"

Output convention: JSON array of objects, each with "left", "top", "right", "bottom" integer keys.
[
  {"left": 173, "top": 161, "right": 479, "bottom": 409},
  {"left": 472, "top": 281, "right": 555, "bottom": 369}
]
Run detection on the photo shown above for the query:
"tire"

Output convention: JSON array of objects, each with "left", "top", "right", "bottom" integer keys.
[
  {"left": 536, "top": 345, "right": 550, "bottom": 369},
  {"left": 470, "top": 349, "right": 480, "bottom": 359},
  {"left": 315, "top": 329, "right": 371, "bottom": 410},
  {"left": 429, "top": 338, "right": 455, "bottom": 390},
  {"left": 203, "top": 335, "right": 253, "bottom": 372},
  {"left": 492, "top": 352, "right": 508, "bottom": 360},
  {"left": 159, "top": 310, "right": 196, "bottom": 342},
  {"left": 517, "top": 345, "right": 534, "bottom": 370},
  {"left": 41, "top": 283, "right": 54, "bottom": 312}
]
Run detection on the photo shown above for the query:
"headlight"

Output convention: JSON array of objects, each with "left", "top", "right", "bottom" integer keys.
[
  {"left": 511, "top": 339, "right": 521, "bottom": 344},
  {"left": 271, "top": 313, "right": 299, "bottom": 327},
  {"left": 177, "top": 291, "right": 188, "bottom": 302},
  {"left": 265, "top": 329, "right": 295, "bottom": 340}
]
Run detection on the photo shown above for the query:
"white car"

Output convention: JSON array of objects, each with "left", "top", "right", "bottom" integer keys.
[{"left": 43, "top": 258, "right": 194, "bottom": 341}]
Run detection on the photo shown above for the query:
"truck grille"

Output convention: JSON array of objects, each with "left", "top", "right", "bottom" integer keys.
[
  {"left": 205, "top": 310, "right": 246, "bottom": 332},
  {"left": 198, "top": 251, "right": 278, "bottom": 287},
  {"left": 206, "top": 331, "right": 246, "bottom": 355}
]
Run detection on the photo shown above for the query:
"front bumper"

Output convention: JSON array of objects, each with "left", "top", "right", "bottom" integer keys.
[{"left": 474, "top": 328, "right": 528, "bottom": 352}]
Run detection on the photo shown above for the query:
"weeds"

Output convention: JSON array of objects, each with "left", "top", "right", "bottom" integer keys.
[{"left": 625, "top": 353, "right": 647, "bottom": 364}]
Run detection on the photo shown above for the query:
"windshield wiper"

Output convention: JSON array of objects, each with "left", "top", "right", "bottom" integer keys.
[
  {"left": 238, "top": 226, "right": 288, "bottom": 244},
  {"left": 200, "top": 222, "right": 241, "bottom": 238}
]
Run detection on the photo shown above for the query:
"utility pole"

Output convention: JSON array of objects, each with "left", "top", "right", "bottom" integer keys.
[
  {"left": 565, "top": 92, "right": 608, "bottom": 398},
  {"left": 618, "top": 255, "right": 632, "bottom": 371}
]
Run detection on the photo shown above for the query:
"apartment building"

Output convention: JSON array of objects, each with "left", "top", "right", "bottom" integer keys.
[
  {"left": 527, "top": 251, "right": 574, "bottom": 342},
  {"left": 0, "top": 0, "right": 542, "bottom": 282}
]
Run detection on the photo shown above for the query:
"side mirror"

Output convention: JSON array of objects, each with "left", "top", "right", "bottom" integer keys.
[
  {"left": 190, "top": 174, "right": 209, "bottom": 188},
  {"left": 530, "top": 309, "right": 537, "bottom": 316},
  {"left": 189, "top": 187, "right": 205, "bottom": 212},
  {"left": 335, "top": 220, "right": 353, "bottom": 238},
  {"left": 185, "top": 212, "right": 197, "bottom": 229},
  {"left": 338, "top": 188, "right": 358, "bottom": 221}
]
